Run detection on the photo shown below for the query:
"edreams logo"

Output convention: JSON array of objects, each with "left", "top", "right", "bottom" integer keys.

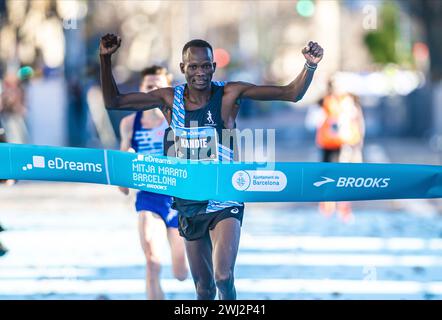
[
  {"left": 313, "top": 176, "right": 390, "bottom": 188},
  {"left": 22, "top": 156, "right": 46, "bottom": 171},
  {"left": 22, "top": 156, "right": 102, "bottom": 173},
  {"left": 232, "top": 170, "right": 287, "bottom": 192}
]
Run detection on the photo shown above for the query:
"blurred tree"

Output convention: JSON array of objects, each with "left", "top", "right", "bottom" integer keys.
[{"left": 363, "top": 1, "right": 400, "bottom": 64}]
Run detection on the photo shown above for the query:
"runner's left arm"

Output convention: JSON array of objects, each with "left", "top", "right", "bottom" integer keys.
[{"left": 228, "top": 41, "right": 323, "bottom": 103}]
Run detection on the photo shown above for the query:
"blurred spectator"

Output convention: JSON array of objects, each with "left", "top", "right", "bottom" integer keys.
[
  {"left": 338, "top": 93, "right": 365, "bottom": 163},
  {"left": 0, "top": 73, "right": 28, "bottom": 144},
  {"left": 316, "top": 77, "right": 365, "bottom": 223},
  {"left": 316, "top": 78, "right": 346, "bottom": 162},
  {"left": 0, "top": 116, "right": 6, "bottom": 143},
  {"left": 0, "top": 116, "right": 7, "bottom": 185},
  {"left": 0, "top": 110, "right": 15, "bottom": 185},
  {"left": 0, "top": 115, "right": 8, "bottom": 257}
]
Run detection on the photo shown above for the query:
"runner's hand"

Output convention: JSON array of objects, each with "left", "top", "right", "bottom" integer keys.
[
  {"left": 99, "top": 33, "right": 121, "bottom": 56},
  {"left": 302, "top": 41, "right": 324, "bottom": 65}
]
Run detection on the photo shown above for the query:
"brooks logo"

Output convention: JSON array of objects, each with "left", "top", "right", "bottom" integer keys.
[{"left": 313, "top": 177, "right": 335, "bottom": 187}]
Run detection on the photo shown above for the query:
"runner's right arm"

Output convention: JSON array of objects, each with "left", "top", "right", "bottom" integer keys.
[{"left": 99, "top": 34, "right": 172, "bottom": 112}]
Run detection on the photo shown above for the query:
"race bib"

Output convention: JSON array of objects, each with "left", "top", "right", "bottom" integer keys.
[{"left": 172, "top": 126, "right": 218, "bottom": 161}]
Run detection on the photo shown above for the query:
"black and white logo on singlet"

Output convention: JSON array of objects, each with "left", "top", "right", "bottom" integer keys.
[{"left": 205, "top": 110, "right": 216, "bottom": 126}]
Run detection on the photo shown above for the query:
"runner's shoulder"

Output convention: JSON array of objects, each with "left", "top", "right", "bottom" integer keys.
[
  {"left": 224, "top": 81, "right": 254, "bottom": 94},
  {"left": 224, "top": 81, "right": 255, "bottom": 91}
]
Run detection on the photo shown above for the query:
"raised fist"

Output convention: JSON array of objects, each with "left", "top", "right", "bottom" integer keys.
[
  {"left": 302, "top": 41, "right": 324, "bottom": 65},
  {"left": 99, "top": 33, "right": 121, "bottom": 56}
]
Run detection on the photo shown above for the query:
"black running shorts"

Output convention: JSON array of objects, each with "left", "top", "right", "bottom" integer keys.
[{"left": 178, "top": 206, "right": 244, "bottom": 241}]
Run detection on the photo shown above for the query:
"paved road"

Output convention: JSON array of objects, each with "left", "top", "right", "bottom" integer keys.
[
  {"left": 1, "top": 181, "right": 442, "bottom": 300},
  {"left": 1, "top": 138, "right": 442, "bottom": 300}
]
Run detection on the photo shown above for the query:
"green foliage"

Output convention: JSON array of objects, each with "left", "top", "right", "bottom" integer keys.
[{"left": 364, "top": 1, "right": 400, "bottom": 64}]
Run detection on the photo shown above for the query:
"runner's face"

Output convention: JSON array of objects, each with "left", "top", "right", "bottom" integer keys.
[
  {"left": 139, "top": 75, "right": 169, "bottom": 93},
  {"left": 181, "top": 47, "right": 216, "bottom": 91}
]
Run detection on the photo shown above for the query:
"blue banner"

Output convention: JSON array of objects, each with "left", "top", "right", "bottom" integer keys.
[{"left": 1, "top": 143, "right": 441, "bottom": 202}]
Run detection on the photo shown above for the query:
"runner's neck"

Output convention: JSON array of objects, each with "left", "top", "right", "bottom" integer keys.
[{"left": 184, "top": 84, "right": 213, "bottom": 110}]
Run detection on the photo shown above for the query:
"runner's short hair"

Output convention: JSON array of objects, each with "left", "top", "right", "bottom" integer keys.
[
  {"left": 140, "top": 65, "right": 168, "bottom": 77},
  {"left": 182, "top": 39, "right": 213, "bottom": 57},
  {"left": 140, "top": 65, "right": 172, "bottom": 85}
]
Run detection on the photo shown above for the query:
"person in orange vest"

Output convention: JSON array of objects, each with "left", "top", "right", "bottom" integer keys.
[
  {"left": 316, "top": 81, "right": 344, "bottom": 162},
  {"left": 316, "top": 78, "right": 365, "bottom": 222}
]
